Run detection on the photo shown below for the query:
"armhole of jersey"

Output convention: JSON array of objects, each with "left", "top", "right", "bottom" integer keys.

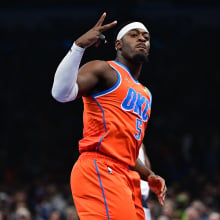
[
  {"left": 92, "top": 62, "right": 122, "bottom": 98},
  {"left": 144, "top": 86, "right": 152, "bottom": 106}
]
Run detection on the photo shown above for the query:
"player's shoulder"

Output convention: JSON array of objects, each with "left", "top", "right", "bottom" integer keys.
[
  {"left": 81, "top": 60, "right": 113, "bottom": 76},
  {"left": 83, "top": 60, "right": 110, "bottom": 69}
]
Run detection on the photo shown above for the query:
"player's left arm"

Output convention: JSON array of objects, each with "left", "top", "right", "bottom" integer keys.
[{"left": 131, "top": 158, "right": 167, "bottom": 206}]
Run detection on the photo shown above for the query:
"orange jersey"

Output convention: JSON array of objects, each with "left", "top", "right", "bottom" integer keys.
[{"left": 78, "top": 60, "right": 152, "bottom": 166}]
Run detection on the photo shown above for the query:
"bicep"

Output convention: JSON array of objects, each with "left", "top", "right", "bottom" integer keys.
[{"left": 76, "top": 61, "right": 102, "bottom": 97}]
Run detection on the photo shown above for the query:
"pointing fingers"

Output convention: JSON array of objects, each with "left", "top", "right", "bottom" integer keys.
[
  {"left": 95, "top": 12, "right": 107, "bottom": 27},
  {"left": 94, "top": 12, "right": 117, "bottom": 32}
]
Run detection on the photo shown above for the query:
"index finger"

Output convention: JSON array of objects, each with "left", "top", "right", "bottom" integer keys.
[
  {"left": 99, "top": 20, "right": 117, "bottom": 32},
  {"left": 95, "top": 12, "right": 107, "bottom": 27}
]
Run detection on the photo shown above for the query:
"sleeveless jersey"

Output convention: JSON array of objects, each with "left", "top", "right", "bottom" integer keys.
[{"left": 78, "top": 60, "right": 152, "bottom": 166}]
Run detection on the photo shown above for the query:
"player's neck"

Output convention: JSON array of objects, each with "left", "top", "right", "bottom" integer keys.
[{"left": 115, "top": 57, "right": 143, "bottom": 80}]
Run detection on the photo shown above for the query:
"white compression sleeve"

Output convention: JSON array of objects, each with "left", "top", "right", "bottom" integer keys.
[{"left": 51, "top": 42, "right": 85, "bottom": 102}]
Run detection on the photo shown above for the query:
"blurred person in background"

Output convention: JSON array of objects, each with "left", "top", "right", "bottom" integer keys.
[
  {"left": 14, "top": 207, "right": 31, "bottom": 220},
  {"left": 158, "top": 199, "right": 176, "bottom": 220},
  {"left": 64, "top": 206, "right": 79, "bottom": 220},
  {"left": 0, "top": 192, "right": 10, "bottom": 220},
  {"left": 208, "top": 212, "right": 220, "bottom": 220},
  {"left": 10, "top": 189, "right": 33, "bottom": 220},
  {"left": 48, "top": 210, "right": 62, "bottom": 220},
  {"left": 183, "top": 206, "right": 200, "bottom": 220},
  {"left": 147, "top": 196, "right": 161, "bottom": 220},
  {"left": 174, "top": 192, "right": 190, "bottom": 219},
  {"left": 158, "top": 216, "right": 170, "bottom": 220},
  {"left": 191, "top": 200, "right": 208, "bottom": 220},
  {"left": 138, "top": 143, "right": 152, "bottom": 220},
  {"left": 52, "top": 12, "right": 167, "bottom": 220}
]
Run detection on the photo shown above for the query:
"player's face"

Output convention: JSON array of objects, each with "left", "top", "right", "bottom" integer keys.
[{"left": 120, "top": 29, "right": 150, "bottom": 62}]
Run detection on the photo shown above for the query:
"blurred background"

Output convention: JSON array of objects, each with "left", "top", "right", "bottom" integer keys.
[{"left": 0, "top": 1, "right": 220, "bottom": 220}]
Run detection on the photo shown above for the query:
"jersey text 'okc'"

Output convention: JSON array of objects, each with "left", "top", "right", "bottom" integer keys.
[{"left": 121, "top": 88, "right": 150, "bottom": 122}]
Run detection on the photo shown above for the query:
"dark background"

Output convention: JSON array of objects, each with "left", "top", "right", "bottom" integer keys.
[{"left": 0, "top": 0, "right": 220, "bottom": 201}]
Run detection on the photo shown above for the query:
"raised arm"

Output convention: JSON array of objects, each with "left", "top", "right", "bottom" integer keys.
[{"left": 51, "top": 12, "right": 117, "bottom": 102}]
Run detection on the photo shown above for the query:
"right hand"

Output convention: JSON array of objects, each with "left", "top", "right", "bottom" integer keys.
[{"left": 75, "top": 12, "right": 117, "bottom": 48}]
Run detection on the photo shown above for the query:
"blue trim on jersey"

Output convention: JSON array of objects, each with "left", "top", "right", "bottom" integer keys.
[
  {"left": 92, "top": 97, "right": 107, "bottom": 151},
  {"left": 92, "top": 66, "right": 121, "bottom": 98},
  {"left": 112, "top": 60, "right": 139, "bottom": 84},
  {"left": 94, "top": 159, "right": 110, "bottom": 220}
]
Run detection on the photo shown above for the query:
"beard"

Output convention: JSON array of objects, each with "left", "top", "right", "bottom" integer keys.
[{"left": 133, "top": 53, "right": 149, "bottom": 63}]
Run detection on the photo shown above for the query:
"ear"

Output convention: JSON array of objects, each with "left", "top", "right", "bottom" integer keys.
[{"left": 115, "top": 40, "right": 122, "bottom": 50}]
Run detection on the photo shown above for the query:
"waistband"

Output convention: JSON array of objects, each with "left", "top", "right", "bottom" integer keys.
[{"left": 80, "top": 151, "right": 130, "bottom": 170}]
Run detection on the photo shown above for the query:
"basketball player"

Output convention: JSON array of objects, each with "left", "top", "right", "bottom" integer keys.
[{"left": 52, "top": 12, "right": 166, "bottom": 220}]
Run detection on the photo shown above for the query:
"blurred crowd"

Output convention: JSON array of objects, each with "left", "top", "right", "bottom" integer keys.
[
  {"left": 148, "top": 189, "right": 220, "bottom": 220},
  {"left": 0, "top": 173, "right": 219, "bottom": 220},
  {"left": 0, "top": 181, "right": 79, "bottom": 220}
]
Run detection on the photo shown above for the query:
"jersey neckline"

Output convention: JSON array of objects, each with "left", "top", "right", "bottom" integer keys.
[{"left": 112, "top": 60, "right": 140, "bottom": 84}]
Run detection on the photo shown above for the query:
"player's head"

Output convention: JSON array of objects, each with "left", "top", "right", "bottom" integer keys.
[{"left": 115, "top": 21, "right": 150, "bottom": 63}]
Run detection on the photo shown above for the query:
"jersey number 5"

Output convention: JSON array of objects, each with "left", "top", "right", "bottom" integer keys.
[{"left": 135, "top": 118, "right": 142, "bottom": 140}]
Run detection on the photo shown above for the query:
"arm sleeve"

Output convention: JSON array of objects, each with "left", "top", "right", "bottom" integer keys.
[{"left": 51, "top": 42, "right": 85, "bottom": 102}]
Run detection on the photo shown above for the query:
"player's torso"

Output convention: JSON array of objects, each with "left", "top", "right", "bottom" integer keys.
[{"left": 79, "top": 60, "right": 152, "bottom": 166}]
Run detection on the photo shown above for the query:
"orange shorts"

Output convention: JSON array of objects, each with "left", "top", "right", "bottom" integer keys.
[{"left": 70, "top": 152, "right": 145, "bottom": 220}]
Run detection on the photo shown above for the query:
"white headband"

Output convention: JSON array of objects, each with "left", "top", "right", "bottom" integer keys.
[{"left": 116, "top": 22, "right": 149, "bottom": 40}]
